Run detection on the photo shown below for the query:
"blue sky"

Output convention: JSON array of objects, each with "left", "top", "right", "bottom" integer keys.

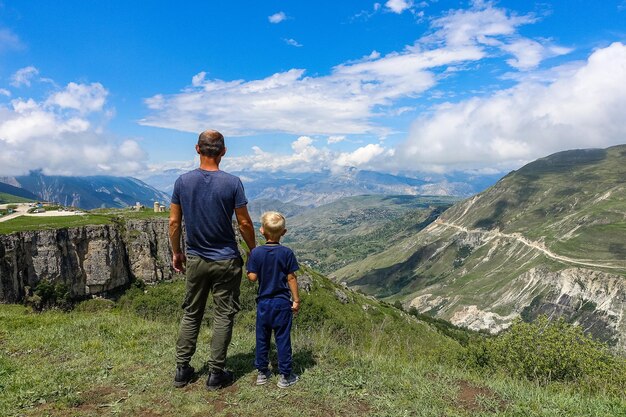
[{"left": 1, "top": 0, "right": 625, "bottom": 177}]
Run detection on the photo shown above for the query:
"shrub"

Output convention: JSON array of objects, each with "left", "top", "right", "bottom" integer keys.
[
  {"left": 117, "top": 280, "right": 186, "bottom": 322},
  {"left": 462, "top": 316, "right": 626, "bottom": 395},
  {"left": 74, "top": 298, "right": 115, "bottom": 312},
  {"left": 407, "top": 307, "right": 474, "bottom": 346},
  {"left": 24, "top": 281, "right": 72, "bottom": 310}
]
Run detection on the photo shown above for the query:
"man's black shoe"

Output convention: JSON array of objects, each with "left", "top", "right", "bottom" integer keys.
[
  {"left": 206, "top": 370, "right": 234, "bottom": 391},
  {"left": 174, "top": 364, "right": 195, "bottom": 388}
]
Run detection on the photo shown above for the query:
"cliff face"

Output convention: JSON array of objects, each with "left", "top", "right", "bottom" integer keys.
[
  {"left": 0, "top": 218, "right": 175, "bottom": 302},
  {"left": 124, "top": 219, "right": 174, "bottom": 284},
  {"left": 414, "top": 267, "right": 626, "bottom": 350}
]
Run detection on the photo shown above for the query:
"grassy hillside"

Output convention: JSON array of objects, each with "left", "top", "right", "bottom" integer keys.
[
  {"left": 0, "top": 193, "right": 34, "bottom": 204},
  {"left": 443, "top": 145, "right": 626, "bottom": 263},
  {"left": 283, "top": 195, "right": 457, "bottom": 274},
  {"left": 332, "top": 145, "right": 626, "bottom": 348},
  {"left": 0, "top": 182, "right": 38, "bottom": 203},
  {"left": 1, "top": 267, "right": 625, "bottom": 416}
]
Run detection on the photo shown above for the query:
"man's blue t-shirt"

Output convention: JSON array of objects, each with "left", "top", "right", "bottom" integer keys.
[
  {"left": 171, "top": 169, "right": 248, "bottom": 261},
  {"left": 247, "top": 244, "right": 299, "bottom": 302}
]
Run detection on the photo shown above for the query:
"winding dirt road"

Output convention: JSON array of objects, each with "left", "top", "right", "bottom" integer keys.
[{"left": 434, "top": 219, "right": 625, "bottom": 270}]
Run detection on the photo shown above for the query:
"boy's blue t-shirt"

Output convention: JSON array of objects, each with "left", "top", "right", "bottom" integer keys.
[
  {"left": 171, "top": 169, "right": 248, "bottom": 261},
  {"left": 247, "top": 244, "right": 299, "bottom": 302}
]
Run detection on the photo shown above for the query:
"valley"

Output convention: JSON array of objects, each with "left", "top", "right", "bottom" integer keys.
[
  {"left": 326, "top": 145, "right": 626, "bottom": 350},
  {"left": 280, "top": 194, "right": 458, "bottom": 274}
]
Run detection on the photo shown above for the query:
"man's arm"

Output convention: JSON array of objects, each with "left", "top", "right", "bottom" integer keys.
[
  {"left": 169, "top": 203, "right": 186, "bottom": 273},
  {"left": 287, "top": 273, "right": 300, "bottom": 313},
  {"left": 235, "top": 205, "right": 256, "bottom": 253}
]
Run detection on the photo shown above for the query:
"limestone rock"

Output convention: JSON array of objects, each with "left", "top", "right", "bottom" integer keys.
[
  {"left": 124, "top": 218, "right": 176, "bottom": 284},
  {"left": 297, "top": 272, "right": 313, "bottom": 293},
  {"left": 334, "top": 288, "right": 349, "bottom": 304}
]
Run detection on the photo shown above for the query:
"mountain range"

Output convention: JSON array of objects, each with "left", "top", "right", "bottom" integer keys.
[
  {"left": 0, "top": 171, "right": 170, "bottom": 210},
  {"left": 142, "top": 167, "right": 501, "bottom": 207}
]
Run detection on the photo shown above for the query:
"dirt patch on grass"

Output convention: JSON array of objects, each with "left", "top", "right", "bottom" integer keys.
[
  {"left": 29, "top": 385, "right": 129, "bottom": 416},
  {"left": 202, "top": 382, "right": 240, "bottom": 415},
  {"left": 299, "top": 397, "right": 371, "bottom": 417},
  {"left": 77, "top": 385, "right": 129, "bottom": 412},
  {"left": 455, "top": 380, "right": 507, "bottom": 413}
]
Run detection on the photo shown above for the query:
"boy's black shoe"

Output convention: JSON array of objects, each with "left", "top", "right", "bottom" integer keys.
[
  {"left": 206, "top": 370, "right": 234, "bottom": 391},
  {"left": 174, "top": 364, "right": 195, "bottom": 388}
]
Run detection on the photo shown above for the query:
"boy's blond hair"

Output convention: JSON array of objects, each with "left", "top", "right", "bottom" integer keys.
[{"left": 261, "top": 211, "right": 286, "bottom": 240}]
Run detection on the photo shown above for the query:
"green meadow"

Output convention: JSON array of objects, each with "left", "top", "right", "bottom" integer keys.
[{"left": 1, "top": 268, "right": 624, "bottom": 417}]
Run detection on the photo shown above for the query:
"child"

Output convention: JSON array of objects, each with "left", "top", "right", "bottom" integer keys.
[{"left": 246, "top": 211, "right": 301, "bottom": 388}]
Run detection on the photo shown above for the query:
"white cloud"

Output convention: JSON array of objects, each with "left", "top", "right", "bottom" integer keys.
[
  {"left": 395, "top": 42, "right": 626, "bottom": 171},
  {"left": 118, "top": 139, "right": 146, "bottom": 159},
  {"left": 353, "top": 3, "right": 383, "bottom": 21},
  {"left": 141, "top": 3, "right": 568, "bottom": 138},
  {"left": 214, "top": 137, "right": 393, "bottom": 173},
  {"left": 0, "top": 28, "right": 23, "bottom": 52},
  {"left": 327, "top": 135, "right": 346, "bottom": 144},
  {"left": 336, "top": 143, "right": 391, "bottom": 166},
  {"left": 11, "top": 66, "right": 39, "bottom": 87},
  {"left": 386, "top": 0, "right": 413, "bottom": 14},
  {"left": 0, "top": 80, "right": 147, "bottom": 176},
  {"left": 191, "top": 72, "right": 206, "bottom": 87},
  {"left": 423, "top": 3, "right": 569, "bottom": 70},
  {"left": 268, "top": 11, "right": 287, "bottom": 24},
  {"left": 0, "top": 88, "right": 10, "bottom": 97},
  {"left": 46, "top": 82, "right": 108, "bottom": 114},
  {"left": 139, "top": 45, "right": 481, "bottom": 136},
  {"left": 284, "top": 38, "right": 303, "bottom": 47},
  {"left": 222, "top": 136, "right": 330, "bottom": 172},
  {"left": 502, "top": 38, "right": 573, "bottom": 70}
]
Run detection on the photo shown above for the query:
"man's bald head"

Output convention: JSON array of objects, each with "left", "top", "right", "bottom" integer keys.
[{"left": 197, "top": 130, "right": 225, "bottom": 157}]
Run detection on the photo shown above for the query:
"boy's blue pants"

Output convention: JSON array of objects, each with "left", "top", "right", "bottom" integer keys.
[{"left": 255, "top": 298, "right": 293, "bottom": 376}]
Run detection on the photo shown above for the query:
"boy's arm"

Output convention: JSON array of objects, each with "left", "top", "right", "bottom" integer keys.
[
  {"left": 247, "top": 272, "right": 258, "bottom": 282},
  {"left": 287, "top": 273, "right": 300, "bottom": 312}
]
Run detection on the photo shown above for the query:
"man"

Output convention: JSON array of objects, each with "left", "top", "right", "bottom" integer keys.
[{"left": 169, "top": 129, "right": 256, "bottom": 390}]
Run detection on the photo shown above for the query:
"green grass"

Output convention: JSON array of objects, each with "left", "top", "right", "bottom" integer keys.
[
  {"left": 1, "top": 273, "right": 625, "bottom": 417},
  {"left": 0, "top": 214, "right": 114, "bottom": 235},
  {"left": 0, "top": 192, "right": 34, "bottom": 204}
]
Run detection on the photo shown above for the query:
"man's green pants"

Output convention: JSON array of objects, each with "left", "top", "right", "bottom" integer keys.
[{"left": 176, "top": 255, "right": 242, "bottom": 372}]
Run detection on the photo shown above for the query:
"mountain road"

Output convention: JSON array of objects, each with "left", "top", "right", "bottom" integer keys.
[{"left": 434, "top": 219, "right": 625, "bottom": 271}]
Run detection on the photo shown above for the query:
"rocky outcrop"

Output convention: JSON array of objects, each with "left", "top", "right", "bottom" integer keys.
[
  {"left": 124, "top": 219, "right": 173, "bottom": 284},
  {"left": 0, "top": 218, "right": 176, "bottom": 302},
  {"left": 410, "top": 267, "right": 626, "bottom": 351}
]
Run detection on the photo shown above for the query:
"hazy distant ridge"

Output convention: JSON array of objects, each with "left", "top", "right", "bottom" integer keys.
[{"left": 0, "top": 171, "right": 170, "bottom": 210}]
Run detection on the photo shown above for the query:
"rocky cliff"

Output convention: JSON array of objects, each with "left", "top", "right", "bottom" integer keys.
[{"left": 0, "top": 218, "right": 176, "bottom": 303}]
